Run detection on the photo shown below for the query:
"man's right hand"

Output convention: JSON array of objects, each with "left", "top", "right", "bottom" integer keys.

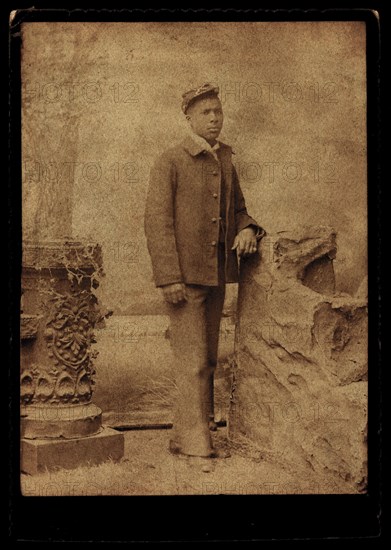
[{"left": 161, "top": 283, "right": 187, "bottom": 304}]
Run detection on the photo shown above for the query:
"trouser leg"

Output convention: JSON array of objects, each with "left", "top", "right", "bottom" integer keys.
[
  {"left": 167, "top": 285, "right": 214, "bottom": 457},
  {"left": 205, "top": 242, "right": 227, "bottom": 421},
  {"left": 168, "top": 245, "right": 226, "bottom": 457},
  {"left": 205, "top": 282, "right": 226, "bottom": 421}
]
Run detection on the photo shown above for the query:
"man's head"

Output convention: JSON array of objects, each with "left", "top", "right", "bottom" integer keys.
[{"left": 182, "top": 83, "right": 224, "bottom": 144}]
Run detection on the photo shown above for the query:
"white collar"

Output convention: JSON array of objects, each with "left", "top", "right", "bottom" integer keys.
[{"left": 189, "top": 132, "right": 220, "bottom": 160}]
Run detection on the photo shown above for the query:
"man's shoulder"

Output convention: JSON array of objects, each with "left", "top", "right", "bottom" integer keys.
[{"left": 154, "top": 140, "right": 189, "bottom": 163}]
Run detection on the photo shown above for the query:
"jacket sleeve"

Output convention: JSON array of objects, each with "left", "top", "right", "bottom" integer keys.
[
  {"left": 144, "top": 153, "right": 183, "bottom": 287},
  {"left": 233, "top": 165, "right": 266, "bottom": 240}
]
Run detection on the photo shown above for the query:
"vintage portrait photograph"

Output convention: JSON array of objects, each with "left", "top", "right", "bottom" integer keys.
[{"left": 18, "top": 19, "right": 369, "bottom": 498}]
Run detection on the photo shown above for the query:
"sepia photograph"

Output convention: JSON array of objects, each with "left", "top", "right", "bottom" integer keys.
[{"left": 18, "top": 18, "right": 370, "bottom": 498}]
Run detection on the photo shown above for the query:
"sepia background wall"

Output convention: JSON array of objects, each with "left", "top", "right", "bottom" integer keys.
[{"left": 21, "top": 22, "right": 367, "bottom": 425}]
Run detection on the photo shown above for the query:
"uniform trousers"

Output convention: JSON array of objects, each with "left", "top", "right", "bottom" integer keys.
[{"left": 167, "top": 242, "right": 226, "bottom": 457}]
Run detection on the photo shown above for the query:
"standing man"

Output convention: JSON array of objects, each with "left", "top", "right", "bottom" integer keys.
[{"left": 144, "top": 83, "right": 265, "bottom": 460}]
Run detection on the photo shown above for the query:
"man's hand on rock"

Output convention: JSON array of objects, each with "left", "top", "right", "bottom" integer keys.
[
  {"left": 161, "top": 283, "right": 187, "bottom": 304},
  {"left": 232, "top": 226, "right": 258, "bottom": 257}
]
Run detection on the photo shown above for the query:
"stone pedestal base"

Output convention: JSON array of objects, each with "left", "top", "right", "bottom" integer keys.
[
  {"left": 21, "top": 427, "right": 124, "bottom": 475},
  {"left": 21, "top": 403, "right": 103, "bottom": 440}
]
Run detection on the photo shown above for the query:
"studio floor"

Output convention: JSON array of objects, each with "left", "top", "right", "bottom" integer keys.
[{"left": 21, "top": 427, "right": 352, "bottom": 496}]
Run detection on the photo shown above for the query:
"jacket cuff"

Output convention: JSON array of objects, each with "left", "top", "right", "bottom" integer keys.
[
  {"left": 156, "top": 278, "right": 183, "bottom": 288},
  {"left": 239, "top": 222, "right": 267, "bottom": 241},
  {"left": 254, "top": 225, "right": 267, "bottom": 241}
]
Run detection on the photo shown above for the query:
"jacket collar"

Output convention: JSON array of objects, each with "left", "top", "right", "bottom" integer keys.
[{"left": 182, "top": 134, "right": 234, "bottom": 156}]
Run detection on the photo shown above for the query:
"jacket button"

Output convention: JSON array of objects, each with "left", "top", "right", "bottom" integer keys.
[
  {"left": 211, "top": 241, "right": 217, "bottom": 246},
  {"left": 213, "top": 193, "right": 218, "bottom": 198},
  {"left": 212, "top": 171, "right": 218, "bottom": 176},
  {"left": 211, "top": 217, "right": 217, "bottom": 223}
]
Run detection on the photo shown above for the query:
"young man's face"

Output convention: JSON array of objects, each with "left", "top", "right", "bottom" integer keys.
[{"left": 186, "top": 96, "right": 224, "bottom": 144}]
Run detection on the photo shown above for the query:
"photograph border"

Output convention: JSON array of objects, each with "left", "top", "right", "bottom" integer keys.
[{"left": 8, "top": 5, "right": 383, "bottom": 542}]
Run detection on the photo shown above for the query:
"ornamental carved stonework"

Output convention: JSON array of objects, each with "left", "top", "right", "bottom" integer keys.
[
  {"left": 20, "top": 287, "right": 101, "bottom": 405},
  {"left": 20, "top": 241, "right": 110, "bottom": 413}
]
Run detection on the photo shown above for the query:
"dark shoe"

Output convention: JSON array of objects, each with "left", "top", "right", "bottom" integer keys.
[
  {"left": 169, "top": 439, "right": 187, "bottom": 457},
  {"left": 209, "top": 448, "right": 231, "bottom": 459},
  {"left": 188, "top": 456, "right": 215, "bottom": 473},
  {"left": 169, "top": 440, "right": 213, "bottom": 460}
]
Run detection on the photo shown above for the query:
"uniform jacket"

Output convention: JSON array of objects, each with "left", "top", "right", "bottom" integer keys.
[{"left": 144, "top": 135, "right": 265, "bottom": 287}]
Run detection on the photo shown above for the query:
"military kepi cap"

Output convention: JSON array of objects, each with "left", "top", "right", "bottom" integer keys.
[{"left": 181, "top": 82, "right": 220, "bottom": 113}]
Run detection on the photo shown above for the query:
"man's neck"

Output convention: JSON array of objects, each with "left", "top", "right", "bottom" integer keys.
[{"left": 205, "top": 138, "right": 217, "bottom": 147}]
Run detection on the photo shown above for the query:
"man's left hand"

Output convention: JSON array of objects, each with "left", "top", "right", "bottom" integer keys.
[{"left": 231, "top": 226, "right": 258, "bottom": 257}]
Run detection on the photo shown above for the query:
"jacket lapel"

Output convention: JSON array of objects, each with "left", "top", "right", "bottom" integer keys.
[{"left": 217, "top": 143, "right": 233, "bottom": 226}]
